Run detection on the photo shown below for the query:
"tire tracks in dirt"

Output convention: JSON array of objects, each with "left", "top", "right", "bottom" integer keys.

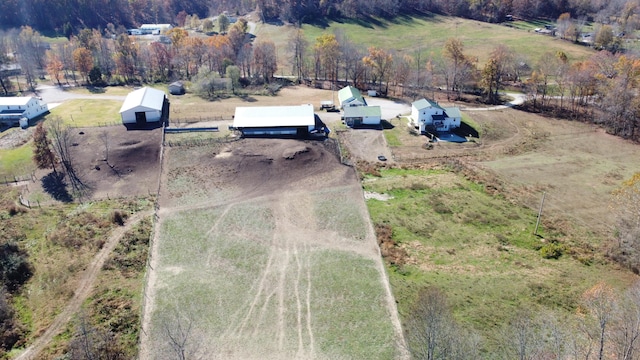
[{"left": 15, "top": 210, "right": 153, "bottom": 360}]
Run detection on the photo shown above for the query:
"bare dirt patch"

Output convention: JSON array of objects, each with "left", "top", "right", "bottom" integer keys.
[{"left": 26, "top": 126, "right": 162, "bottom": 201}]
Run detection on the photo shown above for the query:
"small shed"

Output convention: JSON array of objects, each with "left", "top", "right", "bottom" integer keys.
[
  {"left": 0, "top": 96, "right": 48, "bottom": 128},
  {"left": 120, "top": 87, "right": 168, "bottom": 126},
  {"left": 343, "top": 106, "right": 381, "bottom": 128},
  {"left": 168, "top": 81, "right": 185, "bottom": 95},
  {"left": 233, "top": 105, "right": 325, "bottom": 137},
  {"left": 338, "top": 86, "right": 366, "bottom": 109}
]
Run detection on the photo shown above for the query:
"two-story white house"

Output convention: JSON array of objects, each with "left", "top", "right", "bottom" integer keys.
[
  {"left": 0, "top": 96, "right": 49, "bottom": 128},
  {"left": 410, "top": 98, "right": 461, "bottom": 134}
]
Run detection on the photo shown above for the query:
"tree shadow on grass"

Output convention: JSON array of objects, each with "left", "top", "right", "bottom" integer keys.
[{"left": 41, "top": 171, "right": 73, "bottom": 203}]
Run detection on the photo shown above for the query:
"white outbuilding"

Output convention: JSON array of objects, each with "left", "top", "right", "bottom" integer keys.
[
  {"left": 343, "top": 105, "right": 382, "bottom": 128},
  {"left": 338, "top": 86, "right": 367, "bottom": 109},
  {"left": 233, "top": 105, "right": 327, "bottom": 137},
  {"left": 120, "top": 87, "right": 168, "bottom": 127},
  {"left": 0, "top": 96, "right": 48, "bottom": 128}
]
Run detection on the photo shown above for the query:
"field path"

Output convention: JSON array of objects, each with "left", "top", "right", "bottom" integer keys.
[{"left": 14, "top": 210, "right": 153, "bottom": 360}]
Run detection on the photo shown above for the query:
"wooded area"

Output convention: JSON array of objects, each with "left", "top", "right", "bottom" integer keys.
[{"left": 0, "top": 0, "right": 633, "bottom": 34}]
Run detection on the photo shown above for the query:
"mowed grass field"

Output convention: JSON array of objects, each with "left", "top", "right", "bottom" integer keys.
[
  {"left": 255, "top": 13, "right": 595, "bottom": 75},
  {"left": 48, "top": 99, "right": 122, "bottom": 126}
]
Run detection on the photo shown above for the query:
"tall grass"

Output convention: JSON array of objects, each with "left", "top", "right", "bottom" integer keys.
[{"left": 364, "top": 167, "right": 634, "bottom": 349}]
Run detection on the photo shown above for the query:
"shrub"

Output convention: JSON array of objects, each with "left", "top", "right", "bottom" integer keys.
[
  {"left": 539, "top": 242, "right": 566, "bottom": 259},
  {"left": 110, "top": 210, "right": 127, "bottom": 226},
  {"left": 0, "top": 243, "right": 32, "bottom": 292},
  {"left": 48, "top": 212, "right": 111, "bottom": 249}
]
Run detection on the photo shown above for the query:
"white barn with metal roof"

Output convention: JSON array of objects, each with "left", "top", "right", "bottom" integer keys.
[
  {"left": 120, "top": 87, "right": 167, "bottom": 126},
  {"left": 233, "top": 105, "right": 325, "bottom": 137}
]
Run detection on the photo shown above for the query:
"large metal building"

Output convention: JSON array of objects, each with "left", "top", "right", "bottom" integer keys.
[
  {"left": 233, "top": 105, "right": 327, "bottom": 138},
  {"left": 120, "top": 87, "right": 168, "bottom": 127}
]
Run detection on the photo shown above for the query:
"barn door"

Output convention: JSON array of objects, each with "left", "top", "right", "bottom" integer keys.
[{"left": 135, "top": 112, "right": 146, "bottom": 125}]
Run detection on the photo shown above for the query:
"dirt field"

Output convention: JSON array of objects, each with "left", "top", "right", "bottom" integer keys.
[
  {"left": 23, "top": 125, "right": 163, "bottom": 202},
  {"left": 141, "top": 138, "right": 407, "bottom": 359}
]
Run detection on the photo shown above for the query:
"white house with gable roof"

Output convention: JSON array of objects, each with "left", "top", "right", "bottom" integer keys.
[
  {"left": 0, "top": 96, "right": 48, "bottom": 128},
  {"left": 410, "top": 98, "right": 461, "bottom": 133}
]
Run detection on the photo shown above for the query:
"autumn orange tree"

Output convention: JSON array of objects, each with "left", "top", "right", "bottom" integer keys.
[
  {"left": 362, "top": 46, "right": 393, "bottom": 94},
  {"left": 442, "top": 38, "right": 475, "bottom": 100},
  {"left": 113, "top": 34, "right": 139, "bottom": 83},
  {"left": 72, "top": 47, "right": 93, "bottom": 84},
  {"left": 45, "top": 51, "right": 64, "bottom": 85}
]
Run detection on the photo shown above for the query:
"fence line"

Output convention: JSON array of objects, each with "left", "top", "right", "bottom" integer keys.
[
  {"left": 164, "top": 127, "right": 219, "bottom": 133},
  {"left": 1, "top": 172, "right": 35, "bottom": 186},
  {"left": 138, "top": 125, "right": 165, "bottom": 349},
  {"left": 68, "top": 121, "right": 121, "bottom": 128},
  {"left": 171, "top": 116, "right": 232, "bottom": 124}
]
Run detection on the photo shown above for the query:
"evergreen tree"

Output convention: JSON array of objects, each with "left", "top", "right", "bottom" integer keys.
[{"left": 32, "top": 122, "right": 56, "bottom": 172}]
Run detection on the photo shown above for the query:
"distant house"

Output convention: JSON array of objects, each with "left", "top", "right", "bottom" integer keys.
[
  {"left": 338, "top": 86, "right": 366, "bottom": 108},
  {"left": 168, "top": 81, "right": 185, "bottom": 95},
  {"left": 0, "top": 96, "right": 48, "bottom": 128},
  {"left": 233, "top": 105, "right": 327, "bottom": 137},
  {"left": 410, "top": 98, "right": 461, "bottom": 133},
  {"left": 343, "top": 105, "right": 381, "bottom": 128},
  {"left": 120, "top": 87, "right": 168, "bottom": 127},
  {"left": 0, "top": 63, "right": 21, "bottom": 77}
]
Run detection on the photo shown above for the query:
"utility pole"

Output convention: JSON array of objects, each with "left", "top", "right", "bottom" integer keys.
[{"left": 534, "top": 192, "right": 546, "bottom": 236}]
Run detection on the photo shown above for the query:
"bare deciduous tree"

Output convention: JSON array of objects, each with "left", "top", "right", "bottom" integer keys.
[
  {"left": 404, "top": 287, "right": 481, "bottom": 360},
  {"left": 48, "top": 116, "right": 85, "bottom": 193},
  {"left": 160, "top": 308, "right": 208, "bottom": 360}
]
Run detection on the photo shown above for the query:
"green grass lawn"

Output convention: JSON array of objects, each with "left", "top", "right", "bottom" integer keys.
[
  {"left": 363, "top": 167, "right": 634, "bottom": 349},
  {"left": 261, "top": 13, "right": 595, "bottom": 73},
  {"left": 48, "top": 99, "right": 122, "bottom": 126},
  {"left": 0, "top": 142, "right": 35, "bottom": 180}
]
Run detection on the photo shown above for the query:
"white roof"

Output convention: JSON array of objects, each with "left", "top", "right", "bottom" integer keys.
[
  {"left": 0, "top": 97, "right": 35, "bottom": 106},
  {"left": 233, "top": 105, "right": 315, "bottom": 128},
  {"left": 120, "top": 87, "right": 165, "bottom": 113},
  {"left": 140, "top": 24, "right": 173, "bottom": 29}
]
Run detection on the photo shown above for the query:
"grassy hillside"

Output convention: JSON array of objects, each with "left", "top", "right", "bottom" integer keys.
[
  {"left": 363, "top": 167, "right": 634, "bottom": 351},
  {"left": 255, "top": 13, "right": 595, "bottom": 76}
]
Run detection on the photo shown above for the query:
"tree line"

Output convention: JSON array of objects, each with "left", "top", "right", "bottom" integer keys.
[
  {"left": 5, "top": 17, "right": 640, "bottom": 142},
  {"left": 1, "top": 0, "right": 637, "bottom": 36},
  {"left": 406, "top": 282, "right": 640, "bottom": 359}
]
